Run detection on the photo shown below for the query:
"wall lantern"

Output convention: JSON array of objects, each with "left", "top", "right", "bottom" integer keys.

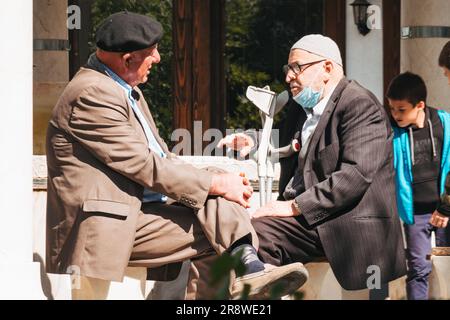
[{"left": 350, "top": 0, "right": 371, "bottom": 36}]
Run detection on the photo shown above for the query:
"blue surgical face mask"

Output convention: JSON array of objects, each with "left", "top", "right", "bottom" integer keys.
[{"left": 292, "top": 70, "right": 324, "bottom": 110}]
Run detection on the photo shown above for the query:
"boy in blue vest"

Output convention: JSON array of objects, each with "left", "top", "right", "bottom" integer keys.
[
  {"left": 387, "top": 71, "right": 450, "bottom": 300},
  {"left": 435, "top": 41, "right": 450, "bottom": 229}
]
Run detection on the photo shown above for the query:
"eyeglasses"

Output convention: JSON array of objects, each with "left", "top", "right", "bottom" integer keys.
[{"left": 282, "top": 59, "right": 326, "bottom": 76}]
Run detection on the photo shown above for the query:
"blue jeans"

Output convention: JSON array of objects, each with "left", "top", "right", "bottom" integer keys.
[{"left": 404, "top": 213, "right": 450, "bottom": 300}]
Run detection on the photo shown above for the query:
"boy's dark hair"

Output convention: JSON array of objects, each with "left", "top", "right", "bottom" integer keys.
[
  {"left": 438, "top": 40, "right": 450, "bottom": 69},
  {"left": 386, "top": 71, "right": 427, "bottom": 106}
]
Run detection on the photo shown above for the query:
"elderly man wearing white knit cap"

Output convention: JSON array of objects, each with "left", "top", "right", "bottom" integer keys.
[{"left": 220, "top": 34, "right": 407, "bottom": 292}]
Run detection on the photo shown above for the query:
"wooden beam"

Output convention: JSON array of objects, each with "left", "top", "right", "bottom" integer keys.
[
  {"left": 192, "top": 0, "right": 211, "bottom": 131},
  {"left": 68, "top": 0, "right": 93, "bottom": 79},
  {"left": 382, "top": 0, "right": 401, "bottom": 106},
  {"left": 323, "top": 0, "right": 346, "bottom": 73},
  {"left": 209, "top": 0, "right": 226, "bottom": 134},
  {"left": 172, "top": 0, "right": 226, "bottom": 154},
  {"left": 173, "top": 0, "right": 194, "bottom": 134},
  {"left": 192, "top": 0, "right": 211, "bottom": 155}
]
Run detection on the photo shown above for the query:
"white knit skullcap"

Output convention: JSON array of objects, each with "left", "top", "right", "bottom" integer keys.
[{"left": 291, "top": 34, "right": 343, "bottom": 67}]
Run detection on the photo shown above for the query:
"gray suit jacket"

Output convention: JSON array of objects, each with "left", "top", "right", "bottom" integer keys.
[{"left": 291, "top": 78, "right": 406, "bottom": 290}]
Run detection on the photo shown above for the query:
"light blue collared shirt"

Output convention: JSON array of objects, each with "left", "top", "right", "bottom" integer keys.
[{"left": 98, "top": 60, "right": 167, "bottom": 203}]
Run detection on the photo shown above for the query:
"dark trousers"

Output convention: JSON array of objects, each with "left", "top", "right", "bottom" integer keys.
[
  {"left": 403, "top": 213, "right": 450, "bottom": 300},
  {"left": 251, "top": 215, "right": 326, "bottom": 266},
  {"left": 186, "top": 215, "right": 324, "bottom": 299}
]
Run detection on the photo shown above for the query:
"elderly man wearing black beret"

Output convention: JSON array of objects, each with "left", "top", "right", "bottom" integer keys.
[{"left": 45, "top": 11, "right": 308, "bottom": 299}]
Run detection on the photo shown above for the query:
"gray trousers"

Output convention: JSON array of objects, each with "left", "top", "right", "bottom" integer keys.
[{"left": 404, "top": 213, "right": 450, "bottom": 300}]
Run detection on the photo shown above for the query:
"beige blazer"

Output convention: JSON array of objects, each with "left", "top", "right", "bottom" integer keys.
[{"left": 46, "top": 65, "right": 213, "bottom": 281}]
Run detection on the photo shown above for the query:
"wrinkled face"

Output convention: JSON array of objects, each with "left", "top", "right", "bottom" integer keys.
[
  {"left": 443, "top": 66, "right": 450, "bottom": 86},
  {"left": 284, "top": 49, "right": 327, "bottom": 97},
  {"left": 388, "top": 98, "right": 424, "bottom": 128},
  {"left": 126, "top": 45, "right": 161, "bottom": 86}
]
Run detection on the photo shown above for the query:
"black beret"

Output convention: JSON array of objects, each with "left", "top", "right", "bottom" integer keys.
[{"left": 95, "top": 11, "right": 163, "bottom": 53}]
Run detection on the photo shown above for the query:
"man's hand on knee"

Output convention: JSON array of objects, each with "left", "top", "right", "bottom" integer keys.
[{"left": 252, "top": 200, "right": 300, "bottom": 219}]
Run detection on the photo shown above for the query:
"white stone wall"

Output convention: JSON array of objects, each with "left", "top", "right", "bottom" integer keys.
[
  {"left": 0, "top": 1, "right": 45, "bottom": 299},
  {"left": 401, "top": 0, "right": 450, "bottom": 111},
  {"left": 345, "top": 0, "right": 384, "bottom": 103}
]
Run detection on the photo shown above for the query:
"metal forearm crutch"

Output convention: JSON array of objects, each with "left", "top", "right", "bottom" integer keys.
[{"left": 246, "top": 86, "right": 300, "bottom": 206}]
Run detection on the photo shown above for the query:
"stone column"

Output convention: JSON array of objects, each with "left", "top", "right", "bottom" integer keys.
[
  {"left": 401, "top": 0, "right": 450, "bottom": 110},
  {"left": 33, "top": 0, "right": 69, "bottom": 154},
  {"left": 0, "top": 1, "right": 45, "bottom": 299}
]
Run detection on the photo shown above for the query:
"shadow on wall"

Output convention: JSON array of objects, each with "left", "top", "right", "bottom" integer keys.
[{"left": 33, "top": 253, "right": 53, "bottom": 300}]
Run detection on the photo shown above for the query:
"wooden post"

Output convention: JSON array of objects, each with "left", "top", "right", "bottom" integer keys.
[
  {"left": 68, "top": 0, "right": 94, "bottom": 80},
  {"left": 382, "top": 0, "right": 401, "bottom": 107},
  {"left": 173, "top": 0, "right": 194, "bottom": 136},
  {"left": 323, "top": 0, "right": 346, "bottom": 73},
  {"left": 172, "top": 0, "right": 226, "bottom": 154}
]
